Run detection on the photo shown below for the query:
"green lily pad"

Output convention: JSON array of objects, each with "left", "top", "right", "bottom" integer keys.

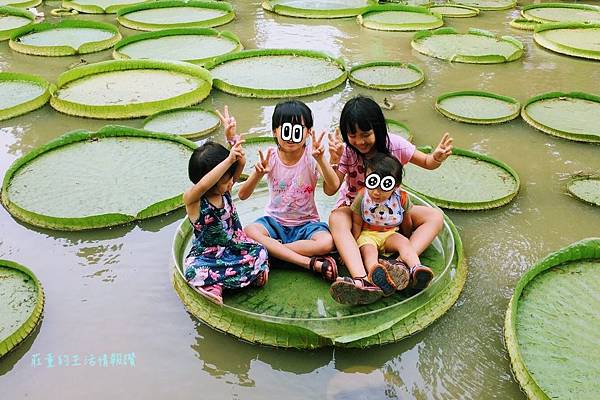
[
  {"left": 452, "top": 0, "right": 514, "bottom": 11},
  {"left": 386, "top": 118, "right": 413, "bottom": 142},
  {"left": 1, "top": 126, "right": 197, "bottom": 231},
  {"left": 349, "top": 61, "right": 424, "bottom": 90},
  {"left": 510, "top": 18, "right": 540, "bottom": 31},
  {"left": 62, "top": 0, "right": 151, "bottom": 14},
  {"left": 205, "top": 49, "right": 347, "bottom": 98},
  {"left": 534, "top": 22, "right": 600, "bottom": 61},
  {"left": 0, "top": 6, "right": 34, "bottom": 41},
  {"left": 9, "top": 20, "right": 121, "bottom": 56},
  {"left": 117, "top": 0, "right": 234, "bottom": 32},
  {"left": 567, "top": 175, "right": 600, "bottom": 206},
  {"left": 522, "top": 3, "right": 600, "bottom": 24},
  {"left": 113, "top": 28, "right": 242, "bottom": 65},
  {"left": 521, "top": 92, "right": 600, "bottom": 143},
  {"left": 412, "top": 27, "right": 524, "bottom": 63},
  {"left": 435, "top": 90, "right": 520, "bottom": 124},
  {"left": 0, "top": 260, "right": 44, "bottom": 358},
  {"left": 50, "top": 59, "right": 212, "bottom": 119},
  {"left": 357, "top": 4, "right": 444, "bottom": 31},
  {"left": 241, "top": 136, "right": 275, "bottom": 177},
  {"left": 0, "top": 0, "right": 40, "bottom": 8},
  {"left": 50, "top": 7, "right": 79, "bottom": 16},
  {"left": 402, "top": 147, "right": 520, "bottom": 210},
  {"left": 0, "top": 72, "right": 51, "bottom": 121},
  {"left": 142, "top": 107, "right": 221, "bottom": 139},
  {"left": 428, "top": 4, "right": 479, "bottom": 17},
  {"left": 504, "top": 238, "right": 600, "bottom": 400},
  {"left": 262, "top": 0, "right": 377, "bottom": 18},
  {"left": 172, "top": 186, "right": 466, "bottom": 348}
]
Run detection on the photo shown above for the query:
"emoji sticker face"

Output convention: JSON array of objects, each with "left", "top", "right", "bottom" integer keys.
[
  {"left": 280, "top": 122, "right": 304, "bottom": 143},
  {"left": 365, "top": 173, "right": 396, "bottom": 191}
]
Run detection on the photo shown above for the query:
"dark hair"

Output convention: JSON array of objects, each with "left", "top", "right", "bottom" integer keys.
[
  {"left": 271, "top": 100, "right": 313, "bottom": 131},
  {"left": 188, "top": 141, "right": 237, "bottom": 184},
  {"left": 339, "top": 95, "right": 389, "bottom": 156},
  {"left": 366, "top": 153, "right": 403, "bottom": 186}
]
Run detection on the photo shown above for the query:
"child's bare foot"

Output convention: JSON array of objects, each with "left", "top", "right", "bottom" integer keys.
[
  {"left": 196, "top": 284, "right": 223, "bottom": 305},
  {"left": 309, "top": 256, "right": 338, "bottom": 282},
  {"left": 409, "top": 264, "right": 434, "bottom": 290},
  {"left": 369, "top": 259, "right": 410, "bottom": 296}
]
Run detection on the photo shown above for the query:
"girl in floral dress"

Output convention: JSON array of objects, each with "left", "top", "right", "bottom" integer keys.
[{"left": 183, "top": 140, "right": 269, "bottom": 305}]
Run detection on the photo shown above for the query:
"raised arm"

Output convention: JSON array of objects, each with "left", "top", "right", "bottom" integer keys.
[
  {"left": 409, "top": 132, "right": 453, "bottom": 170},
  {"left": 238, "top": 148, "right": 271, "bottom": 200},
  {"left": 312, "top": 130, "right": 340, "bottom": 196},
  {"left": 326, "top": 128, "right": 346, "bottom": 193},
  {"left": 216, "top": 105, "right": 239, "bottom": 146}
]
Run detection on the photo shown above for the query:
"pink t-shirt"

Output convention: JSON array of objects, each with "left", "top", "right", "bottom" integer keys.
[
  {"left": 264, "top": 146, "right": 320, "bottom": 226},
  {"left": 335, "top": 134, "right": 416, "bottom": 208}
]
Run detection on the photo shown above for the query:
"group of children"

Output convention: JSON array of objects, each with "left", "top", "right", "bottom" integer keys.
[{"left": 183, "top": 95, "right": 453, "bottom": 306}]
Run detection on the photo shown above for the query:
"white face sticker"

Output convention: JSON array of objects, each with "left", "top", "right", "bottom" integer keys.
[
  {"left": 365, "top": 173, "right": 396, "bottom": 191},
  {"left": 280, "top": 122, "right": 304, "bottom": 143}
]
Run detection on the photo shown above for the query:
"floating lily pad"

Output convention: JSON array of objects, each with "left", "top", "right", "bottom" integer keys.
[
  {"left": 381, "top": 0, "right": 432, "bottom": 6},
  {"left": 1, "top": 126, "right": 197, "bottom": 230},
  {"left": 349, "top": 61, "right": 424, "bottom": 90},
  {"left": 522, "top": 3, "right": 600, "bottom": 24},
  {"left": 435, "top": 91, "right": 520, "bottom": 124},
  {"left": 357, "top": 4, "right": 444, "bottom": 31},
  {"left": 510, "top": 18, "right": 540, "bottom": 31},
  {"left": 411, "top": 27, "right": 524, "bottom": 63},
  {"left": 142, "top": 107, "right": 220, "bottom": 139},
  {"left": 428, "top": 4, "right": 479, "bottom": 17},
  {"left": 62, "top": 0, "right": 151, "bottom": 14},
  {"left": 262, "top": 0, "right": 377, "bottom": 18},
  {"left": 386, "top": 119, "right": 413, "bottom": 141},
  {"left": 117, "top": 1, "right": 234, "bottom": 32},
  {"left": 113, "top": 28, "right": 242, "bottom": 65},
  {"left": 534, "top": 22, "right": 600, "bottom": 61},
  {"left": 172, "top": 186, "right": 466, "bottom": 348},
  {"left": 504, "top": 238, "right": 600, "bottom": 400},
  {"left": 0, "top": 260, "right": 44, "bottom": 358},
  {"left": 0, "top": 6, "right": 34, "bottom": 41},
  {"left": 0, "top": 72, "right": 51, "bottom": 121},
  {"left": 403, "top": 147, "right": 520, "bottom": 210},
  {"left": 241, "top": 136, "right": 275, "bottom": 177},
  {"left": 521, "top": 92, "right": 600, "bottom": 143},
  {"left": 566, "top": 175, "right": 600, "bottom": 206},
  {"left": 206, "top": 49, "right": 347, "bottom": 98},
  {"left": 50, "top": 7, "right": 79, "bottom": 16},
  {"left": 0, "top": 0, "right": 40, "bottom": 8},
  {"left": 452, "top": 0, "right": 514, "bottom": 11},
  {"left": 9, "top": 20, "right": 121, "bottom": 56},
  {"left": 50, "top": 59, "right": 212, "bottom": 119}
]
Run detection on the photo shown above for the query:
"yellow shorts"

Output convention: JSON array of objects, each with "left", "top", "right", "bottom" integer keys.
[{"left": 357, "top": 229, "right": 397, "bottom": 252}]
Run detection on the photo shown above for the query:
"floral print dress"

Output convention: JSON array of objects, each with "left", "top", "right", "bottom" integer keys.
[{"left": 184, "top": 192, "right": 268, "bottom": 290}]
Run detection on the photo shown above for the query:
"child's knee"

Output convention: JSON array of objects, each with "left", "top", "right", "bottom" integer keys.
[
  {"left": 244, "top": 224, "right": 265, "bottom": 240},
  {"left": 431, "top": 208, "right": 444, "bottom": 230},
  {"left": 312, "top": 233, "right": 334, "bottom": 253}
]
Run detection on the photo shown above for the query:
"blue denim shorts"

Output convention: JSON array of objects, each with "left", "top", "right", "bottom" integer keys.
[{"left": 255, "top": 216, "right": 329, "bottom": 244}]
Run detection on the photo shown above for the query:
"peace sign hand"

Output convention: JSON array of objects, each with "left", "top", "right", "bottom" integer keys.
[
  {"left": 216, "top": 105, "right": 238, "bottom": 144},
  {"left": 255, "top": 148, "right": 272, "bottom": 176},
  {"left": 327, "top": 127, "right": 344, "bottom": 165},
  {"left": 432, "top": 132, "right": 453, "bottom": 163},
  {"left": 311, "top": 130, "right": 326, "bottom": 161},
  {"left": 227, "top": 139, "right": 245, "bottom": 163}
]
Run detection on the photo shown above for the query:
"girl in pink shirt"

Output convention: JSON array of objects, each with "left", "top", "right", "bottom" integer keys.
[
  {"left": 237, "top": 100, "right": 341, "bottom": 281},
  {"left": 328, "top": 96, "right": 454, "bottom": 305}
]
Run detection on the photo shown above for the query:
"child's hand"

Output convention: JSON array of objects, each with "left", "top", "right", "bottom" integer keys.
[
  {"left": 255, "top": 148, "right": 272, "bottom": 175},
  {"left": 228, "top": 140, "right": 245, "bottom": 162},
  {"left": 432, "top": 133, "right": 453, "bottom": 163},
  {"left": 216, "top": 105, "right": 238, "bottom": 145},
  {"left": 328, "top": 127, "right": 344, "bottom": 165},
  {"left": 311, "top": 129, "right": 326, "bottom": 162}
]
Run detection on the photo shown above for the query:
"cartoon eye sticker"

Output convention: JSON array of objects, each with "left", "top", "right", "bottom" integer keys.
[
  {"left": 381, "top": 176, "right": 396, "bottom": 191},
  {"left": 280, "top": 122, "right": 304, "bottom": 143},
  {"left": 365, "top": 173, "right": 396, "bottom": 191},
  {"left": 365, "top": 173, "right": 381, "bottom": 190}
]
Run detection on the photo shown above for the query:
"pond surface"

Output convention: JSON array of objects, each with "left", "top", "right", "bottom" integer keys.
[{"left": 1, "top": 1, "right": 599, "bottom": 399}]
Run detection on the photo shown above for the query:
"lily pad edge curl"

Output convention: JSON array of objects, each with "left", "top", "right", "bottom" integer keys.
[{"left": 0, "top": 72, "right": 52, "bottom": 121}]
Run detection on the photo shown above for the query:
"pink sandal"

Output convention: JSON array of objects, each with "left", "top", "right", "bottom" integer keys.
[{"left": 196, "top": 284, "right": 223, "bottom": 305}]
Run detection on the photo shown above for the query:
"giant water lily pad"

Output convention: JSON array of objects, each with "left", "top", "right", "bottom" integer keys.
[
  {"left": 0, "top": 72, "right": 51, "bottom": 121},
  {"left": 142, "top": 107, "right": 220, "bottom": 139},
  {"left": 412, "top": 27, "right": 524, "bottom": 63},
  {"left": 349, "top": 61, "right": 424, "bottom": 90},
  {"left": 427, "top": 4, "right": 479, "bottom": 17},
  {"left": 357, "top": 4, "right": 444, "bottom": 31},
  {"left": 504, "top": 238, "right": 600, "bottom": 400},
  {"left": 1, "top": 126, "right": 197, "bottom": 230},
  {"left": 206, "top": 49, "right": 347, "bottom": 98},
  {"left": 402, "top": 147, "right": 520, "bottom": 210},
  {"left": 172, "top": 186, "right": 466, "bottom": 348},
  {"left": 262, "top": 0, "right": 377, "bottom": 18},
  {"left": 452, "top": 0, "right": 514, "bottom": 11},
  {"left": 521, "top": 92, "right": 600, "bottom": 143},
  {"left": 9, "top": 20, "right": 121, "bottom": 56},
  {"left": 567, "top": 175, "right": 600, "bottom": 206},
  {"left": 510, "top": 18, "right": 540, "bottom": 31},
  {"left": 113, "top": 28, "right": 242, "bottom": 65},
  {"left": 522, "top": 3, "right": 600, "bottom": 24},
  {"left": 0, "top": 260, "right": 44, "bottom": 358},
  {"left": 435, "top": 91, "right": 520, "bottom": 124},
  {"left": 0, "top": 6, "right": 33, "bottom": 41},
  {"left": 62, "top": 0, "right": 151, "bottom": 14},
  {"left": 117, "top": 1, "right": 234, "bottom": 32},
  {"left": 241, "top": 136, "right": 275, "bottom": 177},
  {"left": 50, "top": 59, "right": 212, "bottom": 119},
  {"left": 534, "top": 22, "right": 600, "bottom": 61},
  {"left": 0, "top": 0, "right": 40, "bottom": 8},
  {"left": 386, "top": 119, "right": 413, "bottom": 141}
]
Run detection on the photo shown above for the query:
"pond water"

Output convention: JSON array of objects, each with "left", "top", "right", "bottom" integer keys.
[{"left": 1, "top": 1, "right": 599, "bottom": 399}]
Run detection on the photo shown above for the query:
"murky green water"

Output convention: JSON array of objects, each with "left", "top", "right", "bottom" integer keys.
[{"left": 1, "top": 1, "right": 599, "bottom": 399}]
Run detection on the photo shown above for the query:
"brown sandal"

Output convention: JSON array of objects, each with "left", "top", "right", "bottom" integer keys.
[
  {"left": 409, "top": 264, "right": 434, "bottom": 290},
  {"left": 369, "top": 259, "right": 410, "bottom": 296},
  {"left": 329, "top": 276, "right": 383, "bottom": 305},
  {"left": 309, "top": 256, "right": 338, "bottom": 283}
]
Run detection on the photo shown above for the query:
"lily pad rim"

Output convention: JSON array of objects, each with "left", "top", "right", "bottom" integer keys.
[
  {"left": 62, "top": 0, "right": 153, "bottom": 14},
  {"left": 262, "top": 0, "right": 378, "bottom": 18},
  {"left": 385, "top": 118, "right": 413, "bottom": 141},
  {"left": 348, "top": 61, "right": 425, "bottom": 90},
  {"left": 1, "top": 0, "right": 41, "bottom": 8},
  {"left": 435, "top": 90, "right": 521, "bottom": 124},
  {"left": 0, "top": 71, "right": 52, "bottom": 121},
  {"left": 0, "top": 6, "right": 35, "bottom": 40},
  {"left": 450, "top": 0, "right": 515, "bottom": 11},
  {"left": 142, "top": 106, "right": 222, "bottom": 138},
  {"left": 427, "top": 3, "right": 480, "bottom": 17},
  {"left": 566, "top": 174, "right": 600, "bottom": 206},
  {"left": 357, "top": 3, "right": 444, "bottom": 30},
  {"left": 522, "top": 3, "right": 600, "bottom": 23}
]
